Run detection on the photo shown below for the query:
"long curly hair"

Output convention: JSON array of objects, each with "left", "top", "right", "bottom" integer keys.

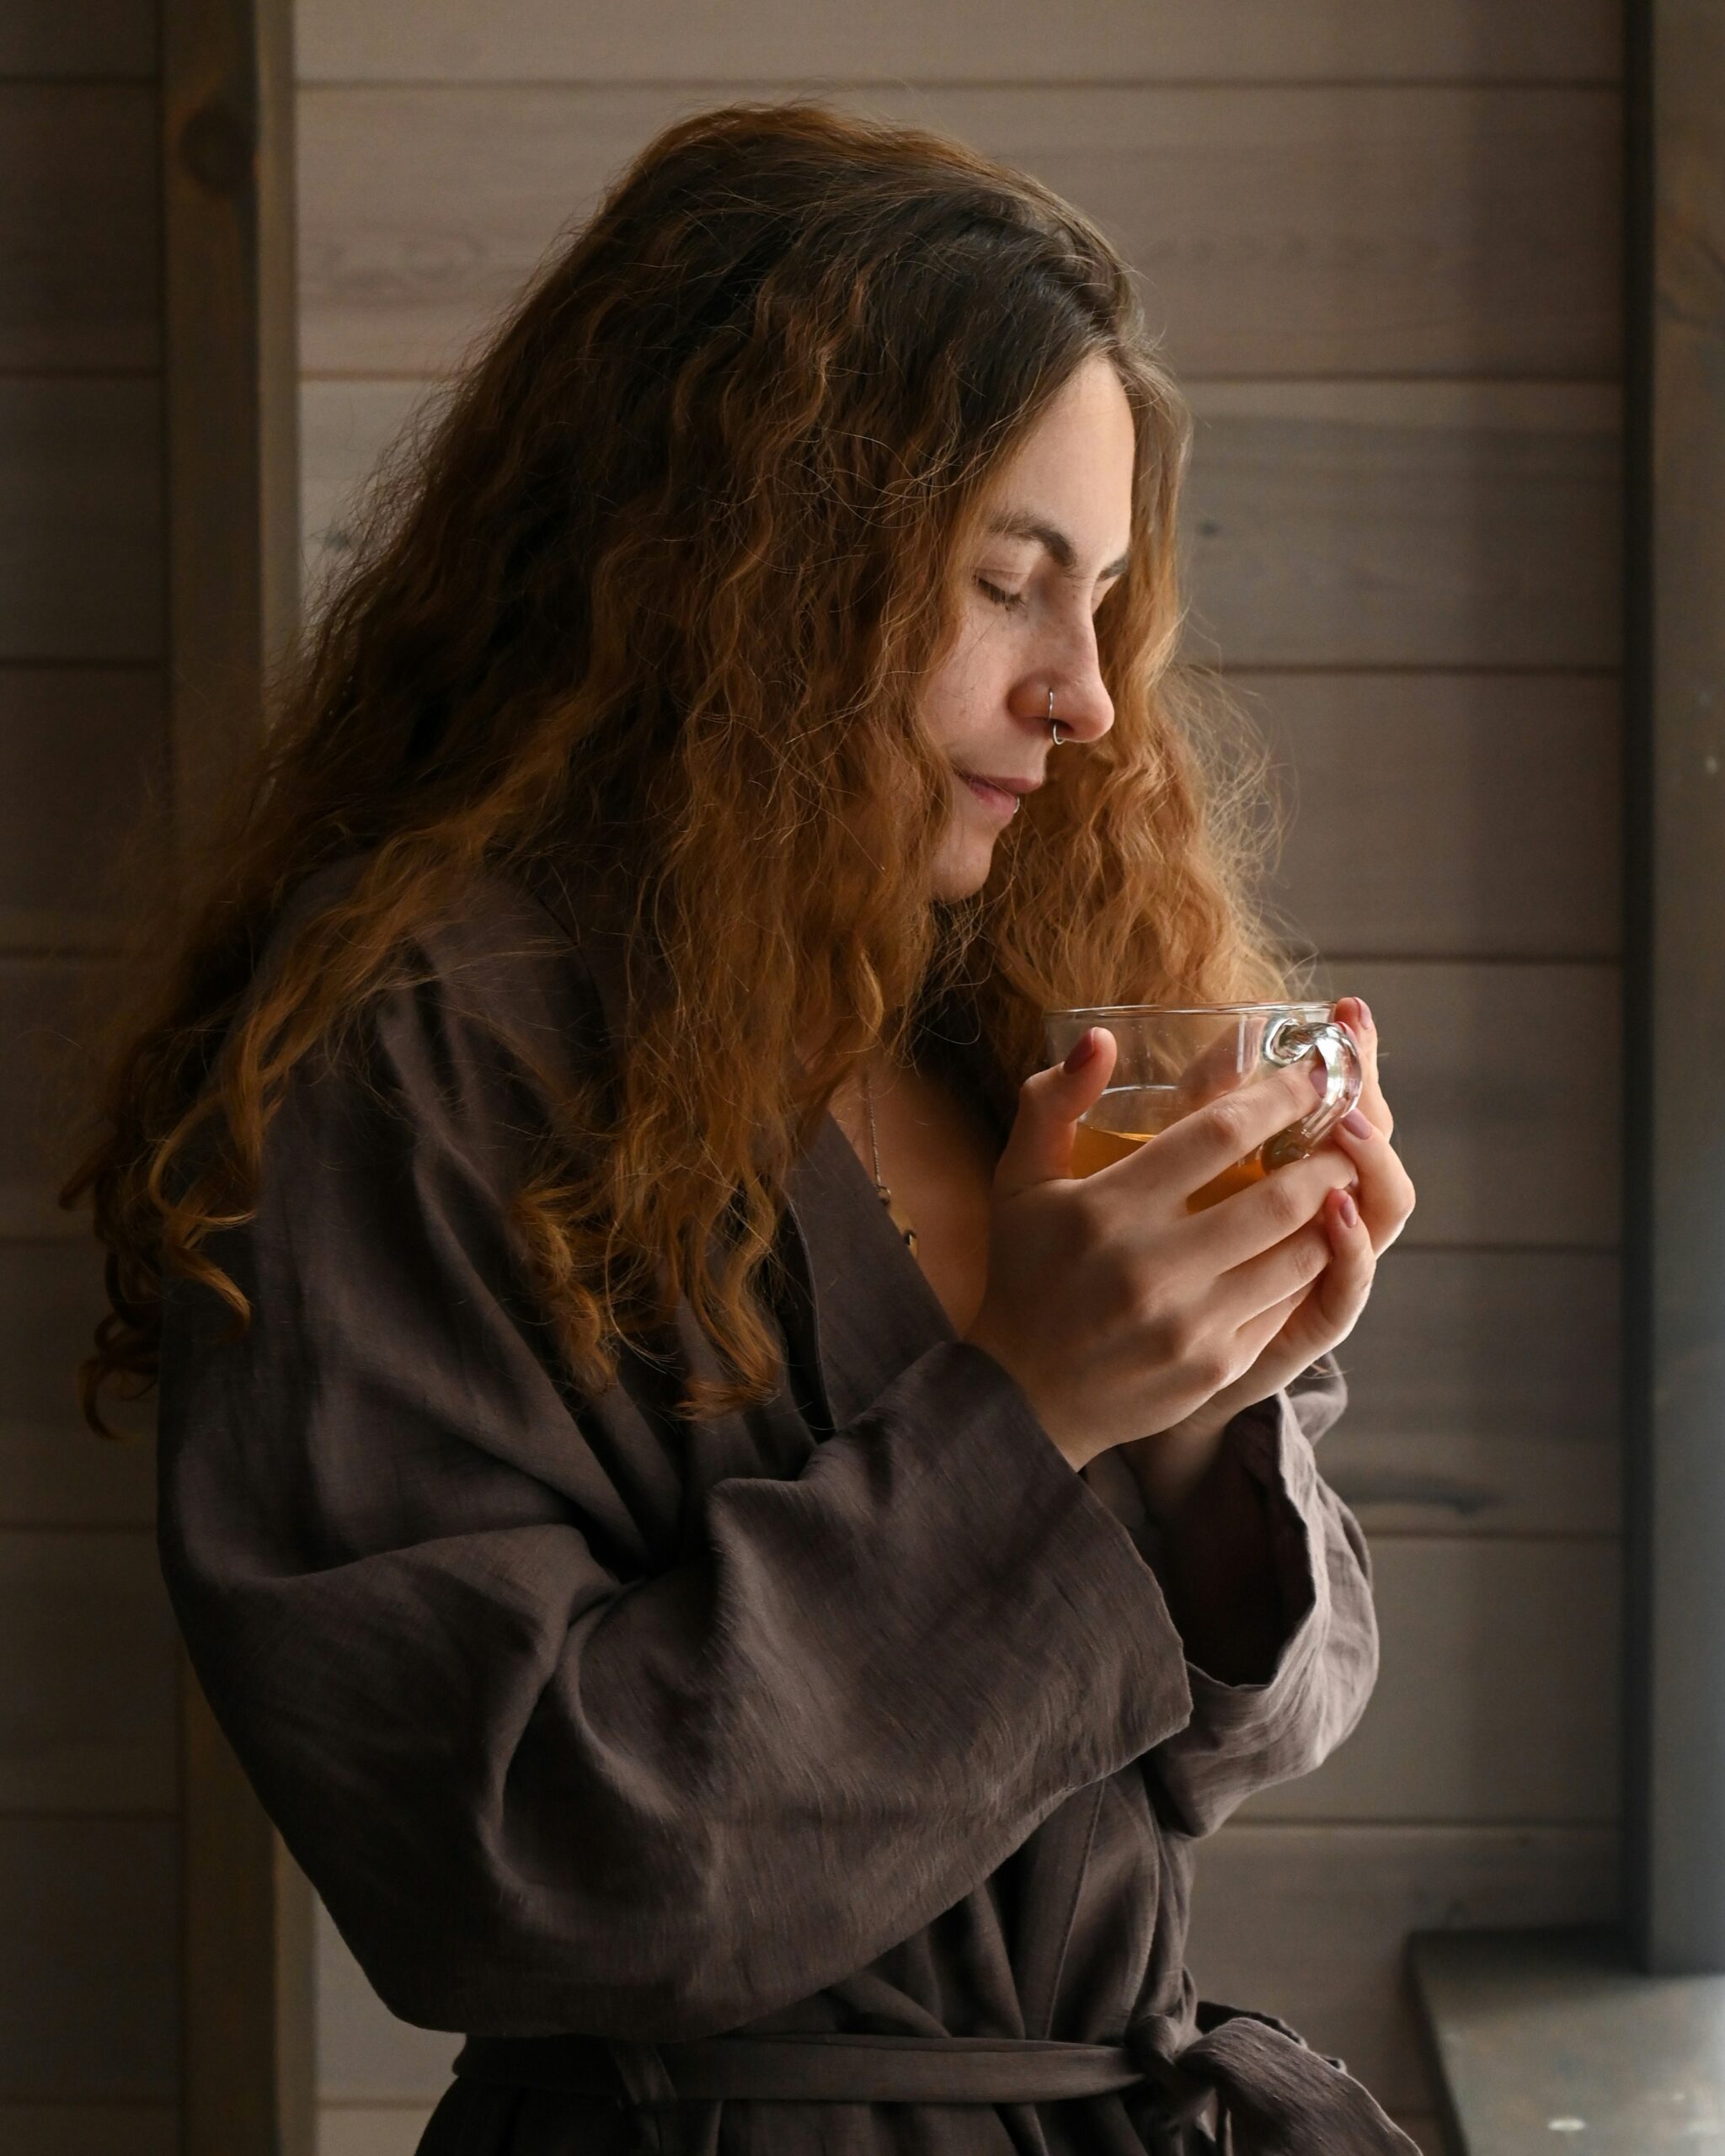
[{"left": 59, "top": 97, "right": 1311, "bottom": 1438}]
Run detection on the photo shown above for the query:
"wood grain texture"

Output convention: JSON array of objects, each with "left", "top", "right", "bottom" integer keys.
[
  {"left": 0, "top": 1818, "right": 177, "bottom": 2100},
  {"left": 162, "top": 0, "right": 312, "bottom": 2139},
  {"left": 1241, "top": 1537, "right": 1621, "bottom": 1823},
  {"left": 296, "top": 84, "right": 1620, "bottom": 380},
  {"left": 295, "top": 0, "right": 1621, "bottom": 86},
  {"left": 0, "top": 0, "right": 156, "bottom": 77},
  {"left": 0, "top": 85, "right": 160, "bottom": 371},
  {"left": 0, "top": 959, "right": 131, "bottom": 1239},
  {"left": 0, "top": 670, "right": 169, "bottom": 953},
  {"left": 0, "top": 1241, "right": 156, "bottom": 1526},
  {"left": 1632, "top": 0, "right": 1725, "bottom": 1977},
  {"left": 1184, "top": 1824, "right": 1619, "bottom": 2114},
  {"left": 1184, "top": 382, "right": 1621, "bottom": 669},
  {"left": 162, "top": 0, "right": 302, "bottom": 868},
  {"left": 1320, "top": 1250, "right": 1621, "bottom": 1538},
  {"left": 318, "top": 2111, "right": 435, "bottom": 2156},
  {"left": 0, "top": 2109, "right": 176, "bottom": 2156},
  {"left": 1305, "top": 960, "right": 1621, "bottom": 1249},
  {"left": 297, "top": 378, "right": 430, "bottom": 588},
  {"left": 0, "top": 1529, "right": 176, "bottom": 1811},
  {"left": 318, "top": 1903, "right": 460, "bottom": 2102},
  {"left": 0, "top": 378, "right": 163, "bottom": 663},
  {"left": 300, "top": 377, "right": 1621, "bottom": 671},
  {"left": 1248, "top": 671, "right": 1622, "bottom": 963},
  {"left": 180, "top": 1656, "right": 315, "bottom": 2156}
]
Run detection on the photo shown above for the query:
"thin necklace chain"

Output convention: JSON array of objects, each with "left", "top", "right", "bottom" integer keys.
[
  {"left": 859, "top": 1060, "right": 918, "bottom": 1252},
  {"left": 861, "top": 1061, "right": 883, "bottom": 1185}
]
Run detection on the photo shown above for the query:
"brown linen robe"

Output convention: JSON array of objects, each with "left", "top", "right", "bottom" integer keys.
[{"left": 153, "top": 850, "right": 1414, "bottom": 2156}]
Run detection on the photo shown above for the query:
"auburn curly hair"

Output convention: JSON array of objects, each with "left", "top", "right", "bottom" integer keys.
[{"left": 58, "top": 97, "right": 1311, "bottom": 1438}]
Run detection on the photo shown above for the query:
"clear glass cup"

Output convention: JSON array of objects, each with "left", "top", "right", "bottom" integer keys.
[{"left": 1041, "top": 1001, "right": 1365, "bottom": 1212}]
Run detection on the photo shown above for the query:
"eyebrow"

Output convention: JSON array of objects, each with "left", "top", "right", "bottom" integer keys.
[{"left": 985, "top": 510, "right": 1131, "bottom": 584}]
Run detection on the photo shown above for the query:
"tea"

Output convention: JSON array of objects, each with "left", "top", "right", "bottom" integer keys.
[
  {"left": 1069, "top": 1083, "right": 1270, "bottom": 1212},
  {"left": 1044, "top": 1006, "right": 1359, "bottom": 1214}
]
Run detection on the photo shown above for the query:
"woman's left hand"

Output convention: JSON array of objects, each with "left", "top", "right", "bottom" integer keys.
[{"left": 1125, "top": 995, "right": 1418, "bottom": 1515}]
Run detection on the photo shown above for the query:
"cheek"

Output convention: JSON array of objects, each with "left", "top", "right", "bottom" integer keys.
[{"left": 918, "top": 618, "right": 1005, "bottom": 755}]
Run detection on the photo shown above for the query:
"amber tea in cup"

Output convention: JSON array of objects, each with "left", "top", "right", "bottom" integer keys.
[{"left": 1041, "top": 1003, "right": 1364, "bottom": 1212}]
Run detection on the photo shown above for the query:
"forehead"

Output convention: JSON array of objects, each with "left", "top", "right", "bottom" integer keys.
[{"left": 978, "top": 365, "right": 1135, "bottom": 556}]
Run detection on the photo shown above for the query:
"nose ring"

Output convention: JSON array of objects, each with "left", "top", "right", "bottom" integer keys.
[{"left": 1047, "top": 687, "right": 1065, "bottom": 747}]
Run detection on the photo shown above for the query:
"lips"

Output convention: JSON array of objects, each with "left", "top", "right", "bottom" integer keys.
[
  {"left": 958, "top": 771, "right": 1033, "bottom": 817},
  {"left": 959, "top": 771, "right": 1043, "bottom": 795}
]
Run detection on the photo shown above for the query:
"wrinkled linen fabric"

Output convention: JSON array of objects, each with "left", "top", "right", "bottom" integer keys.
[{"left": 155, "top": 850, "right": 1411, "bottom": 2156}]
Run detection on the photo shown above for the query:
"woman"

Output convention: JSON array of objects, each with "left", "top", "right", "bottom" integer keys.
[{"left": 64, "top": 100, "right": 1417, "bottom": 2155}]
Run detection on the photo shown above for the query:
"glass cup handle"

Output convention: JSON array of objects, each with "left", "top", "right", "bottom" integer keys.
[{"left": 1258, "top": 1017, "right": 1364, "bottom": 1171}]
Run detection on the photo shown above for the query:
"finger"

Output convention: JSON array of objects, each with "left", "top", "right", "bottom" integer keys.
[
  {"left": 1240, "top": 1192, "right": 1372, "bottom": 1356},
  {"left": 1246, "top": 1190, "right": 1371, "bottom": 1366},
  {"left": 1238, "top": 1169, "right": 1378, "bottom": 1370},
  {"left": 1242, "top": 1281, "right": 1313, "bottom": 1359},
  {"left": 1204, "top": 1288, "right": 1312, "bottom": 1398},
  {"left": 1210, "top": 1218, "right": 1336, "bottom": 1336},
  {"left": 1099, "top": 1053, "right": 1329, "bottom": 1207},
  {"left": 1329, "top": 1112, "right": 1417, "bottom": 1257},
  {"left": 995, "top": 1025, "right": 1120, "bottom": 1197},
  {"left": 1185, "top": 1139, "right": 1358, "bottom": 1273},
  {"left": 1308, "top": 1181, "right": 1375, "bottom": 1329}
]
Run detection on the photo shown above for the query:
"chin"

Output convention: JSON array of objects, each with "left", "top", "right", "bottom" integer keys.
[{"left": 930, "top": 839, "right": 997, "bottom": 901}]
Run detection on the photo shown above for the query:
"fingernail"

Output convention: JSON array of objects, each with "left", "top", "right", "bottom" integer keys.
[
  {"left": 1338, "top": 1190, "right": 1359, "bottom": 1228},
  {"left": 1063, "top": 1028, "right": 1097, "bottom": 1074},
  {"left": 1357, "top": 1000, "right": 1374, "bottom": 1033},
  {"left": 1341, "top": 1107, "right": 1374, "bottom": 1137}
]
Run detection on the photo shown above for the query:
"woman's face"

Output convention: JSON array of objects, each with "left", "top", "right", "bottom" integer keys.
[{"left": 920, "top": 352, "right": 1136, "bottom": 900}]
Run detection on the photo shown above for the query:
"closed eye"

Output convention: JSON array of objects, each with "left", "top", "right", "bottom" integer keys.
[{"left": 975, "top": 577, "right": 1026, "bottom": 611}]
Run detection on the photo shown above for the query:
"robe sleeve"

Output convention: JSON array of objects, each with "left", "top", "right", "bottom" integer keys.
[
  {"left": 153, "top": 913, "right": 1200, "bottom": 2043},
  {"left": 1130, "top": 1353, "right": 1381, "bottom": 1840}
]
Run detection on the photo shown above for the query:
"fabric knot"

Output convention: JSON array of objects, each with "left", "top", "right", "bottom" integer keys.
[
  {"left": 1122, "top": 2020, "right": 1215, "bottom": 2130},
  {"left": 1162, "top": 2005, "right": 1423, "bottom": 2154}
]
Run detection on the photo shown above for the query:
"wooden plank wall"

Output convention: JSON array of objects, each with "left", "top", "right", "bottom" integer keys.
[
  {"left": 292, "top": 8, "right": 1626, "bottom": 2152},
  {"left": 0, "top": 3, "right": 181, "bottom": 2155}
]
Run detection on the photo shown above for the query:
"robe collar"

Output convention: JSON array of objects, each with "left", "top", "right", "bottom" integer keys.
[{"left": 516, "top": 853, "right": 985, "bottom": 1433}]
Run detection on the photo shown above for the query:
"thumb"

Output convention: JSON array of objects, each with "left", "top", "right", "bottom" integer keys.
[{"left": 994, "top": 1026, "right": 1118, "bottom": 1198}]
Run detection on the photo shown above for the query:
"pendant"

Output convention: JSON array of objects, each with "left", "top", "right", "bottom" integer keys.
[{"left": 874, "top": 1179, "right": 919, "bottom": 1257}]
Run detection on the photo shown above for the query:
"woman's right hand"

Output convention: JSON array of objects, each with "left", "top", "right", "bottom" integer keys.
[{"left": 960, "top": 1027, "right": 1357, "bottom": 1471}]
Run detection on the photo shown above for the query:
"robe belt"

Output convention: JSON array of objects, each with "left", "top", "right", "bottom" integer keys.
[
  {"left": 457, "top": 2029, "right": 1154, "bottom": 2105},
  {"left": 451, "top": 2015, "right": 1419, "bottom": 2153}
]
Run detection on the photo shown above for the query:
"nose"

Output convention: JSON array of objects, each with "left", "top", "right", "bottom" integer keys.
[{"left": 1026, "top": 616, "right": 1114, "bottom": 744}]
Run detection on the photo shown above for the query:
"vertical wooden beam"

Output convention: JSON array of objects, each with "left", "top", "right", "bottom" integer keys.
[
  {"left": 1621, "top": 0, "right": 1658, "bottom": 1983},
  {"left": 1624, "top": 0, "right": 1725, "bottom": 1973},
  {"left": 161, "top": 0, "right": 312, "bottom": 2148},
  {"left": 163, "top": 0, "right": 299, "bottom": 851},
  {"left": 180, "top": 1671, "right": 315, "bottom": 2156}
]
